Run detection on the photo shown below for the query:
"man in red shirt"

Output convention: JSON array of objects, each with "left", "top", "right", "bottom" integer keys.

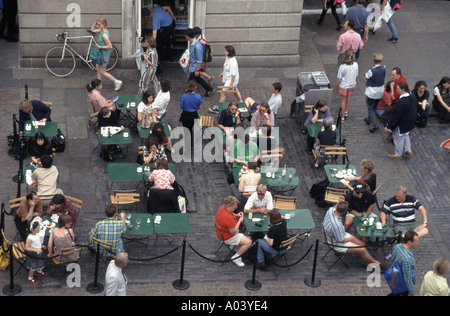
[
  {"left": 215, "top": 196, "right": 252, "bottom": 267},
  {"left": 390, "top": 67, "right": 407, "bottom": 104}
]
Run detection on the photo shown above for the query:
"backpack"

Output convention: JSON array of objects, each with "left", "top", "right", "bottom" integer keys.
[
  {"left": 199, "top": 38, "right": 213, "bottom": 63},
  {"left": 52, "top": 128, "right": 66, "bottom": 152},
  {"left": 309, "top": 178, "right": 330, "bottom": 207}
]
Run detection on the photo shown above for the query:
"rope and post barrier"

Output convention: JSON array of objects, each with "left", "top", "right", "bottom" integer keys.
[
  {"left": 172, "top": 237, "right": 189, "bottom": 290},
  {"left": 304, "top": 239, "right": 321, "bottom": 287}
]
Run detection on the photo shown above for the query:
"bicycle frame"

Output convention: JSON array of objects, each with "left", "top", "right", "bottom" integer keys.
[{"left": 58, "top": 33, "right": 98, "bottom": 70}]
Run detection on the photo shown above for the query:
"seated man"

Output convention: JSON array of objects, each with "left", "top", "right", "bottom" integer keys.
[
  {"left": 233, "top": 134, "right": 260, "bottom": 169},
  {"left": 89, "top": 204, "right": 126, "bottom": 258},
  {"left": 47, "top": 194, "right": 78, "bottom": 228},
  {"left": 344, "top": 183, "right": 376, "bottom": 232},
  {"left": 244, "top": 184, "right": 273, "bottom": 214},
  {"left": 380, "top": 186, "right": 429, "bottom": 239},
  {"left": 30, "top": 154, "right": 62, "bottom": 198},
  {"left": 18, "top": 99, "right": 52, "bottom": 133},
  {"left": 243, "top": 82, "right": 283, "bottom": 116},
  {"left": 323, "top": 201, "right": 382, "bottom": 267},
  {"left": 15, "top": 191, "right": 44, "bottom": 240},
  {"left": 313, "top": 116, "right": 337, "bottom": 167},
  {"left": 215, "top": 196, "right": 252, "bottom": 267}
]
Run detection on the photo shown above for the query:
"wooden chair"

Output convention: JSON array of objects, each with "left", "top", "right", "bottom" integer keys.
[
  {"left": 322, "top": 229, "right": 349, "bottom": 270},
  {"left": 273, "top": 195, "right": 297, "bottom": 209},
  {"left": 324, "top": 187, "right": 349, "bottom": 204},
  {"left": 372, "top": 183, "right": 382, "bottom": 210},
  {"left": 89, "top": 112, "right": 99, "bottom": 132},
  {"left": 269, "top": 233, "right": 301, "bottom": 278},
  {"left": 200, "top": 115, "right": 214, "bottom": 128},
  {"left": 90, "top": 237, "right": 114, "bottom": 263},
  {"left": 8, "top": 196, "right": 25, "bottom": 211},
  {"left": 42, "top": 101, "right": 53, "bottom": 109},
  {"left": 312, "top": 145, "right": 348, "bottom": 166},
  {"left": 217, "top": 86, "right": 237, "bottom": 94},
  {"left": 110, "top": 190, "right": 140, "bottom": 212},
  {"left": 1, "top": 229, "right": 27, "bottom": 277},
  {"left": 304, "top": 105, "right": 314, "bottom": 114},
  {"left": 260, "top": 148, "right": 284, "bottom": 168},
  {"left": 64, "top": 195, "right": 83, "bottom": 229},
  {"left": 212, "top": 216, "right": 235, "bottom": 264},
  {"left": 52, "top": 246, "right": 82, "bottom": 265}
]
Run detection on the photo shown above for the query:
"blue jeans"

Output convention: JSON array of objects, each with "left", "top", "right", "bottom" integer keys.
[
  {"left": 387, "top": 17, "right": 397, "bottom": 38},
  {"left": 366, "top": 97, "right": 380, "bottom": 128},
  {"left": 376, "top": 109, "right": 385, "bottom": 117},
  {"left": 257, "top": 239, "right": 285, "bottom": 263}
]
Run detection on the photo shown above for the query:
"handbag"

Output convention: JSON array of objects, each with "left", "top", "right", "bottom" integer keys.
[
  {"left": 52, "top": 128, "right": 66, "bottom": 152},
  {"left": 384, "top": 262, "right": 408, "bottom": 295},
  {"left": 89, "top": 46, "right": 104, "bottom": 66},
  {"left": 179, "top": 48, "right": 189, "bottom": 73}
]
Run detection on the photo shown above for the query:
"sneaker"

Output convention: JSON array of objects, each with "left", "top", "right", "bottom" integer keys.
[
  {"left": 387, "top": 37, "right": 398, "bottom": 43},
  {"left": 404, "top": 151, "right": 413, "bottom": 157},
  {"left": 344, "top": 111, "right": 348, "bottom": 118},
  {"left": 27, "top": 278, "right": 39, "bottom": 285},
  {"left": 35, "top": 271, "right": 48, "bottom": 277},
  {"left": 314, "top": 162, "right": 319, "bottom": 168},
  {"left": 231, "top": 253, "right": 245, "bottom": 267},
  {"left": 204, "top": 89, "right": 215, "bottom": 97},
  {"left": 208, "top": 106, "right": 220, "bottom": 114},
  {"left": 114, "top": 80, "right": 123, "bottom": 91},
  {"left": 387, "top": 154, "right": 402, "bottom": 160}
]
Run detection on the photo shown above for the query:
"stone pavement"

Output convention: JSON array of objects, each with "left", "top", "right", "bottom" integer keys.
[{"left": 1, "top": 0, "right": 449, "bottom": 297}]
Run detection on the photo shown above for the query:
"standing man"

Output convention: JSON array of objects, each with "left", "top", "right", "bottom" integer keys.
[
  {"left": 105, "top": 252, "right": 129, "bottom": 296},
  {"left": 380, "top": 186, "right": 429, "bottom": 239},
  {"left": 151, "top": 5, "right": 176, "bottom": 62},
  {"left": 345, "top": 0, "right": 369, "bottom": 44},
  {"left": 364, "top": 53, "right": 386, "bottom": 133},
  {"left": 336, "top": 19, "right": 364, "bottom": 64},
  {"left": 215, "top": 196, "right": 253, "bottom": 267},
  {"left": 185, "top": 28, "right": 214, "bottom": 97},
  {"left": 389, "top": 231, "right": 419, "bottom": 296}
]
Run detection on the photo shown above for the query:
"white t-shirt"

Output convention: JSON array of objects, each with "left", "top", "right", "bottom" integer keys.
[
  {"left": 244, "top": 191, "right": 273, "bottom": 211},
  {"left": 268, "top": 93, "right": 282, "bottom": 114},
  {"left": 222, "top": 56, "right": 239, "bottom": 86},
  {"left": 27, "top": 233, "right": 42, "bottom": 250},
  {"left": 152, "top": 91, "right": 170, "bottom": 119},
  {"left": 137, "top": 101, "right": 152, "bottom": 113},
  {"left": 337, "top": 62, "right": 359, "bottom": 89}
]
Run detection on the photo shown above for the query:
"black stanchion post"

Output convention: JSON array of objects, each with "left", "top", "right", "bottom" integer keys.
[
  {"left": 86, "top": 243, "right": 104, "bottom": 294},
  {"left": 2, "top": 245, "right": 22, "bottom": 296},
  {"left": 304, "top": 239, "right": 321, "bottom": 287},
  {"left": 245, "top": 242, "right": 261, "bottom": 291},
  {"left": 173, "top": 237, "right": 190, "bottom": 290}
]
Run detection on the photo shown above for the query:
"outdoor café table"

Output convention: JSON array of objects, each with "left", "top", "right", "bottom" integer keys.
[
  {"left": 123, "top": 213, "right": 153, "bottom": 246},
  {"left": 278, "top": 209, "right": 315, "bottom": 232},
  {"left": 153, "top": 212, "right": 190, "bottom": 246},
  {"left": 115, "top": 94, "right": 140, "bottom": 126},
  {"left": 217, "top": 101, "right": 250, "bottom": 118},
  {"left": 30, "top": 214, "right": 59, "bottom": 243},
  {"left": 98, "top": 127, "right": 132, "bottom": 162},
  {"left": 324, "top": 164, "right": 358, "bottom": 185},
  {"left": 23, "top": 120, "right": 58, "bottom": 138},
  {"left": 107, "top": 163, "right": 144, "bottom": 183},
  {"left": 243, "top": 212, "right": 270, "bottom": 233},
  {"left": 218, "top": 126, "right": 282, "bottom": 147},
  {"left": 305, "top": 121, "right": 340, "bottom": 150},
  {"left": 353, "top": 216, "right": 395, "bottom": 249},
  {"left": 137, "top": 121, "right": 171, "bottom": 140}
]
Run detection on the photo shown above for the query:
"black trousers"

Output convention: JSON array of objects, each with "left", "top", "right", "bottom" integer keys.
[
  {"left": 318, "top": 1, "right": 341, "bottom": 26},
  {"left": 156, "top": 20, "right": 176, "bottom": 61},
  {"left": 188, "top": 71, "right": 213, "bottom": 93}
]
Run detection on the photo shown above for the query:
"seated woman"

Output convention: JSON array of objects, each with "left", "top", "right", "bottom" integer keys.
[
  {"left": 138, "top": 89, "right": 157, "bottom": 129},
  {"left": 87, "top": 79, "right": 116, "bottom": 113},
  {"left": 29, "top": 132, "right": 53, "bottom": 166},
  {"left": 152, "top": 79, "right": 171, "bottom": 120},
  {"left": 344, "top": 159, "right": 377, "bottom": 192},
  {"left": 48, "top": 214, "right": 78, "bottom": 264},
  {"left": 313, "top": 116, "right": 336, "bottom": 167},
  {"left": 229, "top": 162, "right": 261, "bottom": 203},
  {"left": 432, "top": 76, "right": 450, "bottom": 124},
  {"left": 151, "top": 122, "right": 173, "bottom": 153},
  {"left": 97, "top": 106, "right": 124, "bottom": 162},
  {"left": 218, "top": 101, "right": 241, "bottom": 135},
  {"left": 47, "top": 194, "right": 78, "bottom": 228},
  {"left": 142, "top": 134, "right": 167, "bottom": 166},
  {"left": 305, "top": 100, "right": 330, "bottom": 124},
  {"left": 148, "top": 158, "right": 175, "bottom": 190},
  {"left": 250, "top": 102, "right": 274, "bottom": 129},
  {"left": 412, "top": 80, "right": 430, "bottom": 127}
]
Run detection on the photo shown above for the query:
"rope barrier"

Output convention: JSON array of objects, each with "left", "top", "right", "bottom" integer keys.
[
  {"left": 270, "top": 244, "right": 313, "bottom": 268},
  {"left": 320, "top": 235, "right": 399, "bottom": 249}
]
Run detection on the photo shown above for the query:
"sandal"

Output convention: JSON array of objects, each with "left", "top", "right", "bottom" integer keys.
[
  {"left": 27, "top": 278, "right": 39, "bottom": 285},
  {"left": 35, "top": 271, "right": 48, "bottom": 277}
]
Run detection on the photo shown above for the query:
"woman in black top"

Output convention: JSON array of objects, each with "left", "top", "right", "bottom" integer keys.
[
  {"left": 218, "top": 101, "right": 241, "bottom": 135},
  {"left": 30, "top": 132, "right": 53, "bottom": 166},
  {"left": 256, "top": 210, "right": 288, "bottom": 269},
  {"left": 412, "top": 81, "right": 430, "bottom": 127},
  {"left": 97, "top": 107, "right": 124, "bottom": 161}
]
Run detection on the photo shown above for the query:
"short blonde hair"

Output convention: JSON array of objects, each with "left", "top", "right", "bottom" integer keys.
[
  {"left": 224, "top": 196, "right": 239, "bottom": 207},
  {"left": 373, "top": 53, "right": 383, "bottom": 63},
  {"left": 19, "top": 99, "right": 32, "bottom": 111},
  {"left": 433, "top": 258, "right": 449, "bottom": 276},
  {"left": 361, "top": 159, "right": 374, "bottom": 172}
]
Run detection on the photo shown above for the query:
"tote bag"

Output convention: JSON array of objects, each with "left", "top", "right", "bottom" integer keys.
[{"left": 384, "top": 262, "right": 408, "bottom": 295}]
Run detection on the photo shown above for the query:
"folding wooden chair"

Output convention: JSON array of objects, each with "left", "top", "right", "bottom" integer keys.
[
  {"left": 322, "top": 230, "right": 349, "bottom": 270},
  {"left": 217, "top": 86, "right": 237, "bottom": 94},
  {"left": 1, "top": 229, "right": 27, "bottom": 277},
  {"left": 90, "top": 237, "right": 114, "bottom": 263},
  {"left": 110, "top": 190, "right": 140, "bottom": 212},
  {"left": 312, "top": 145, "right": 349, "bottom": 166},
  {"left": 324, "top": 187, "right": 349, "bottom": 204},
  {"left": 273, "top": 195, "right": 297, "bottom": 209},
  {"left": 372, "top": 183, "right": 383, "bottom": 210},
  {"left": 268, "top": 233, "right": 301, "bottom": 278},
  {"left": 213, "top": 216, "right": 235, "bottom": 265},
  {"left": 64, "top": 195, "right": 83, "bottom": 229},
  {"left": 200, "top": 115, "right": 215, "bottom": 128},
  {"left": 52, "top": 246, "right": 82, "bottom": 265}
]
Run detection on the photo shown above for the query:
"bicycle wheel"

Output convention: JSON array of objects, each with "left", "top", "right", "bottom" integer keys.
[
  {"left": 107, "top": 45, "right": 119, "bottom": 71},
  {"left": 45, "top": 46, "right": 76, "bottom": 77}
]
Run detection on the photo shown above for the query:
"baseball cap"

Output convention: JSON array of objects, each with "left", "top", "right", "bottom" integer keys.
[{"left": 353, "top": 183, "right": 365, "bottom": 194}]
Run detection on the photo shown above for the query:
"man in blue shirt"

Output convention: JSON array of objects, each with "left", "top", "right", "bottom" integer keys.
[
  {"left": 185, "top": 28, "right": 214, "bottom": 97},
  {"left": 151, "top": 6, "right": 176, "bottom": 61}
]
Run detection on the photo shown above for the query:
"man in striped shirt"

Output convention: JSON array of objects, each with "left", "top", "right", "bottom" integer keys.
[
  {"left": 380, "top": 186, "right": 429, "bottom": 239},
  {"left": 323, "top": 201, "right": 382, "bottom": 266}
]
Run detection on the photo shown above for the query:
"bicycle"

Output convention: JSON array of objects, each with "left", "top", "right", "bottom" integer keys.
[{"left": 45, "top": 30, "right": 119, "bottom": 78}]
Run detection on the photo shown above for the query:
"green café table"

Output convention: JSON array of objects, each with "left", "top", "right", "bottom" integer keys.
[
  {"left": 23, "top": 121, "right": 58, "bottom": 138},
  {"left": 153, "top": 213, "right": 190, "bottom": 246},
  {"left": 115, "top": 94, "right": 141, "bottom": 126},
  {"left": 137, "top": 122, "right": 171, "bottom": 139},
  {"left": 278, "top": 209, "right": 315, "bottom": 232},
  {"left": 324, "top": 164, "right": 358, "bottom": 184},
  {"left": 305, "top": 122, "right": 340, "bottom": 139},
  {"left": 30, "top": 214, "right": 59, "bottom": 240},
  {"left": 108, "top": 162, "right": 178, "bottom": 184},
  {"left": 123, "top": 213, "right": 153, "bottom": 246},
  {"left": 98, "top": 127, "right": 132, "bottom": 146},
  {"left": 243, "top": 212, "right": 270, "bottom": 233},
  {"left": 217, "top": 101, "right": 250, "bottom": 118},
  {"left": 353, "top": 216, "right": 394, "bottom": 239}
]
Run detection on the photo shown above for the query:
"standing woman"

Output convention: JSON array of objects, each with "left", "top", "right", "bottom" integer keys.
[
  {"left": 385, "top": 82, "right": 417, "bottom": 159},
  {"left": 219, "top": 45, "right": 242, "bottom": 103},
  {"left": 179, "top": 81, "right": 203, "bottom": 145},
  {"left": 432, "top": 76, "right": 450, "bottom": 124},
  {"left": 91, "top": 17, "right": 123, "bottom": 91},
  {"left": 139, "top": 36, "right": 159, "bottom": 95},
  {"left": 336, "top": 49, "right": 359, "bottom": 122}
]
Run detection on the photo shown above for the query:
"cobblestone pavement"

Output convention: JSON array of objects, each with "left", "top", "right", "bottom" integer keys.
[{"left": 1, "top": 1, "right": 449, "bottom": 298}]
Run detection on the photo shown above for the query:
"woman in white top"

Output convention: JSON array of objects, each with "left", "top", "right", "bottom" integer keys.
[
  {"left": 138, "top": 90, "right": 157, "bottom": 128},
  {"left": 219, "top": 45, "right": 242, "bottom": 103},
  {"left": 152, "top": 79, "right": 171, "bottom": 120},
  {"left": 335, "top": 49, "right": 359, "bottom": 122}
]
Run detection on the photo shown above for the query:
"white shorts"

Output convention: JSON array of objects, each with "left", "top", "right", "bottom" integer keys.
[
  {"left": 225, "top": 233, "right": 244, "bottom": 246},
  {"left": 334, "top": 232, "right": 352, "bottom": 253}
]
